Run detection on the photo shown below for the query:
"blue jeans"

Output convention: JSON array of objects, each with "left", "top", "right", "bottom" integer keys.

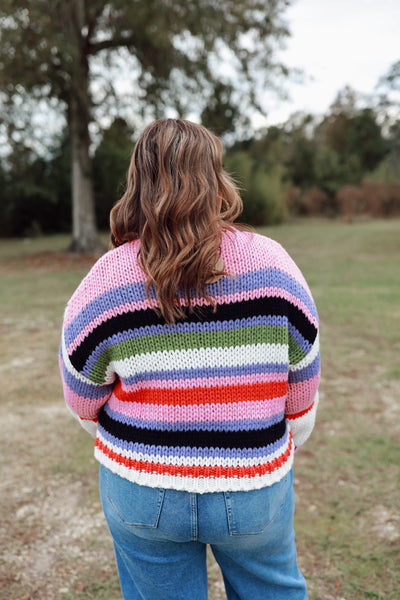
[{"left": 99, "top": 466, "right": 307, "bottom": 600}]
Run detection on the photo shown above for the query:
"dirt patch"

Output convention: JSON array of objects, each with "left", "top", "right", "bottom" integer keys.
[{"left": 4, "top": 477, "right": 112, "bottom": 599}]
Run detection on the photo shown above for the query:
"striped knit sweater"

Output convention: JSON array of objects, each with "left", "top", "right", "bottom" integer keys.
[{"left": 60, "top": 230, "right": 320, "bottom": 493}]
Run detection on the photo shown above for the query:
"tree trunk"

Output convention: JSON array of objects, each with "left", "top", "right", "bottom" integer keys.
[
  {"left": 67, "top": 0, "right": 104, "bottom": 254},
  {"left": 68, "top": 97, "right": 104, "bottom": 254}
]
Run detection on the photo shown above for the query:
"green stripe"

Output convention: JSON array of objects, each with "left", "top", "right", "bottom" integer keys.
[
  {"left": 288, "top": 337, "right": 307, "bottom": 365},
  {"left": 89, "top": 348, "right": 113, "bottom": 383},
  {"left": 117, "top": 324, "right": 286, "bottom": 356},
  {"left": 90, "top": 325, "right": 288, "bottom": 381}
]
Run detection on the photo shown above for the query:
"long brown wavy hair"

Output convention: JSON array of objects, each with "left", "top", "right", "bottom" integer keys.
[{"left": 110, "top": 118, "right": 244, "bottom": 323}]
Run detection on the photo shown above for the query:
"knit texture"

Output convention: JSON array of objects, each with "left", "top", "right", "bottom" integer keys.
[{"left": 60, "top": 230, "right": 320, "bottom": 493}]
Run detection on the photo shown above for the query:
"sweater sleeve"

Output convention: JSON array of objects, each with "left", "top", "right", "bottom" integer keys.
[
  {"left": 59, "top": 301, "right": 116, "bottom": 438},
  {"left": 276, "top": 245, "right": 321, "bottom": 449},
  {"left": 287, "top": 333, "right": 320, "bottom": 449}
]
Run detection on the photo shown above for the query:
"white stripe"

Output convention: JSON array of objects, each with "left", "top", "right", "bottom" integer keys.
[
  {"left": 95, "top": 428, "right": 291, "bottom": 469},
  {"left": 106, "top": 343, "right": 288, "bottom": 380},
  {"left": 289, "top": 332, "right": 319, "bottom": 372},
  {"left": 95, "top": 450, "right": 294, "bottom": 493},
  {"left": 287, "top": 391, "right": 319, "bottom": 447}
]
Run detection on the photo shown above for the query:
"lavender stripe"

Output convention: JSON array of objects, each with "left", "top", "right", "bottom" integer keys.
[
  {"left": 288, "top": 323, "right": 312, "bottom": 355},
  {"left": 289, "top": 354, "right": 320, "bottom": 384},
  {"left": 62, "top": 361, "right": 113, "bottom": 400},
  {"left": 209, "top": 267, "right": 318, "bottom": 318},
  {"left": 121, "top": 362, "right": 289, "bottom": 386}
]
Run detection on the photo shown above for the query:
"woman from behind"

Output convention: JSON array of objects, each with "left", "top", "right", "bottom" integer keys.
[{"left": 60, "top": 118, "right": 320, "bottom": 600}]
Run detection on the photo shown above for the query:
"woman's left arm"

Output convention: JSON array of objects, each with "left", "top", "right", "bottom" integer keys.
[
  {"left": 59, "top": 328, "right": 115, "bottom": 437},
  {"left": 59, "top": 266, "right": 117, "bottom": 438}
]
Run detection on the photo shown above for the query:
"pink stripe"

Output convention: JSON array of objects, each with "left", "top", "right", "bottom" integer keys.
[
  {"left": 120, "top": 372, "right": 287, "bottom": 393},
  {"left": 65, "top": 231, "right": 315, "bottom": 331},
  {"left": 61, "top": 375, "right": 110, "bottom": 419},
  {"left": 221, "top": 233, "right": 274, "bottom": 273},
  {"left": 65, "top": 391, "right": 108, "bottom": 419},
  {"left": 286, "top": 374, "right": 320, "bottom": 415},
  {"left": 64, "top": 240, "right": 145, "bottom": 326},
  {"left": 107, "top": 396, "right": 286, "bottom": 423},
  {"left": 65, "top": 231, "right": 311, "bottom": 326}
]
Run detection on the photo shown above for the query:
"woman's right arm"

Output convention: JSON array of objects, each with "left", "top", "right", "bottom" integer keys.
[{"left": 275, "top": 244, "right": 321, "bottom": 450}]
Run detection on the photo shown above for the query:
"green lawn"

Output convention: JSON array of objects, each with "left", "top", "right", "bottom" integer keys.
[{"left": 0, "top": 219, "right": 399, "bottom": 599}]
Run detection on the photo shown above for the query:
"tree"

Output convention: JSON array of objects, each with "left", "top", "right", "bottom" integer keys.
[
  {"left": 0, "top": 0, "right": 292, "bottom": 249},
  {"left": 0, "top": 144, "right": 55, "bottom": 236},
  {"left": 200, "top": 82, "right": 250, "bottom": 139},
  {"left": 0, "top": 134, "right": 72, "bottom": 237},
  {"left": 317, "top": 91, "right": 389, "bottom": 186},
  {"left": 282, "top": 113, "right": 318, "bottom": 189},
  {"left": 346, "top": 109, "right": 390, "bottom": 172}
]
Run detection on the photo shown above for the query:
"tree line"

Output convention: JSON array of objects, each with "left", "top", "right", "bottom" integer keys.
[{"left": 1, "top": 81, "right": 399, "bottom": 238}]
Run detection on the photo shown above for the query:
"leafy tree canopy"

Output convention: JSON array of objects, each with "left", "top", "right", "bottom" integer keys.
[{"left": 0, "top": 0, "right": 292, "bottom": 133}]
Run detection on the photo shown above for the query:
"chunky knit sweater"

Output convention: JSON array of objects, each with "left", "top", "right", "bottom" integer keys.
[{"left": 60, "top": 230, "right": 320, "bottom": 493}]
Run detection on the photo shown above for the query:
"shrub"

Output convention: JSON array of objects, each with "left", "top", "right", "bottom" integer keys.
[
  {"left": 298, "top": 186, "right": 330, "bottom": 216},
  {"left": 336, "top": 185, "right": 365, "bottom": 222},
  {"left": 225, "top": 152, "right": 287, "bottom": 225},
  {"left": 362, "top": 180, "right": 400, "bottom": 217}
]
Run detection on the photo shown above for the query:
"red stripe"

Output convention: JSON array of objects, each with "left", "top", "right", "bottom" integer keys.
[
  {"left": 95, "top": 433, "right": 293, "bottom": 479},
  {"left": 286, "top": 400, "right": 315, "bottom": 420},
  {"left": 114, "top": 379, "right": 288, "bottom": 406}
]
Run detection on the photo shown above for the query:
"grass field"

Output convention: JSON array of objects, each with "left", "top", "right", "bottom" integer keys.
[{"left": 0, "top": 219, "right": 399, "bottom": 599}]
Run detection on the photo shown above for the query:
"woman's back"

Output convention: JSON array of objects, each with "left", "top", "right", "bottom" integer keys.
[{"left": 61, "top": 228, "right": 319, "bottom": 494}]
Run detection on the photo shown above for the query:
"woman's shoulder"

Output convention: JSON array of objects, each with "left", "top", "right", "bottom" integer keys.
[
  {"left": 87, "top": 240, "right": 143, "bottom": 280},
  {"left": 66, "top": 241, "right": 144, "bottom": 314},
  {"left": 222, "top": 228, "right": 314, "bottom": 301},
  {"left": 222, "top": 228, "right": 287, "bottom": 271}
]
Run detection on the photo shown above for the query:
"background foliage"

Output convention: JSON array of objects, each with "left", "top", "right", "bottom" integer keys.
[{"left": 1, "top": 80, "right": 399, "bottom": 237}]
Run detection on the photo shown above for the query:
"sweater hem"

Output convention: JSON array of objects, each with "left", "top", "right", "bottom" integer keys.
[{"left": 93, "top": 446, "right": 294, "bottom": 494}]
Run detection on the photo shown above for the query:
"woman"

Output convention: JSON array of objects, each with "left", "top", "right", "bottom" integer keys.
[{"left": 60, "top": 119, "right": 320, "bottom": 599}]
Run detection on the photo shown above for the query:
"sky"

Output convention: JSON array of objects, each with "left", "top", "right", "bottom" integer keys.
[{"left": 258, "top": 0, "right": 400, "bottom": 126}]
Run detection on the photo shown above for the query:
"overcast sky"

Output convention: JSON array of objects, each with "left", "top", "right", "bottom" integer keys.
[{"left": 259, "top": 0, "right": 400, "bottom": 126}]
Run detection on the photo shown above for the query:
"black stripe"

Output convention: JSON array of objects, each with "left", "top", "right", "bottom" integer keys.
[
  {"left": 98, "top": 409, "right": 286, "bottom": 450},
  {"left": 71, "top": 296, "right": 317, "bottom": 372}
]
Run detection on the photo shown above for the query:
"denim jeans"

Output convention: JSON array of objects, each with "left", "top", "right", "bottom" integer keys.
[{"left": 99, "top": 465, "right": 307, "bottom": 600}]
